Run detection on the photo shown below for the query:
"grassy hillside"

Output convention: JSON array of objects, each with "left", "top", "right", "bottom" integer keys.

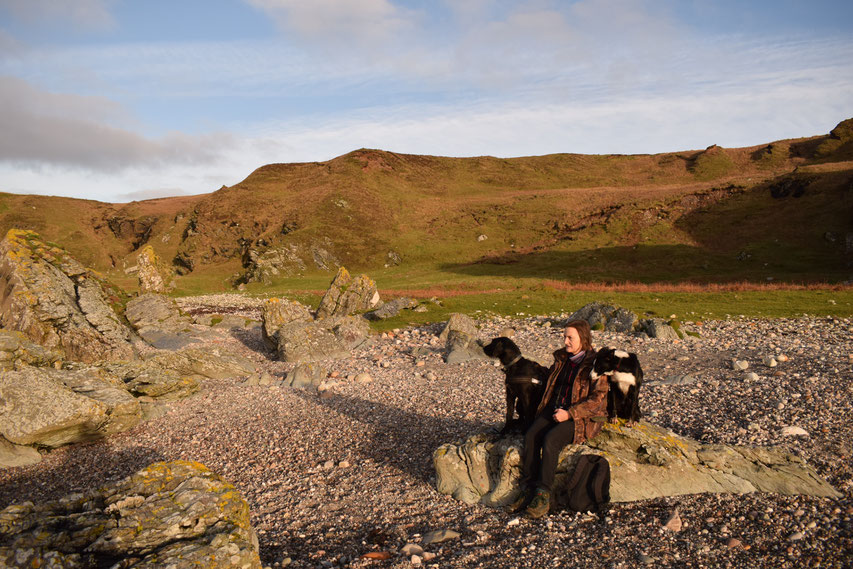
[{"left": 1, "top": 119, "right": 851, "bottom": 309}]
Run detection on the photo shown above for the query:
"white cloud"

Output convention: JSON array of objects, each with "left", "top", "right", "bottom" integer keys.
[
  {"left": 0, "top": 0, "right": 116, "bottom": 31},
  {"left": 0, "top": 77, "right": 230, "bottom": 170},
  {"left": 245, "top": 0, "right": 417, "bottom": 50}
]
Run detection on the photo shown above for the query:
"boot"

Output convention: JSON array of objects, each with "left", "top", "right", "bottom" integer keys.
[
  {"left": 505, "top": 488, "right": 532, "bottom": 514},
  {"left": 524, "top": 488, "right": 551, "bottom": 519}
]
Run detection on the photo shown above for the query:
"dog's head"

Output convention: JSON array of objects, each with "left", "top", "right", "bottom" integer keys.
[
  {"left": 590, "top": 347, "right": 633, "bottom": 379},
  {"left": 482, "top": 336, "right": 521, "bottom": 364}
]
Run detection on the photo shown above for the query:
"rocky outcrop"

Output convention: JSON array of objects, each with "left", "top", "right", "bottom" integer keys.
[
  {"left": 0, "top": 365, "right": 138, "bottom": 448},
  {"left": 261, "top": 298, "right": 313, "bottom": 350},
  {"left": 364, "top": 297, "right": 418, "bottom": 320},
  {"left": 0, "top": 329, "right": 62, "bottom": 371},
  {"left": 445, "top": 330, "right": 488, "bottom": 364},
  {"left": 438, "top": 313, "right": 478, "bottom": 342},
  {"left": 316, "top": 315, "right": 370, "bottom": 350},
  {"left": 136, "top": 245, "right": 171, "bottom": 293},
  {"left": 0, "top": 229, "right": 137, "bottom": 363},
  {"left": 125, "top": 293, "right": 199, "bottom": 350},
  {"left": 284, "top": 362, "right": 327, "bottom": 389},
  {"left": 145, "top": 346, "right": 258, "bottom": 383},
  {"left": 433, "top": 422, "right": 840, "bottom": 507},
  {"left": 315, "top": 267, "right": 381, "bottom": 319},
  {"left": 275, "top": 321, "right": 350, "bottom": 363},
  {"left": 569, "top": 302, "right": 681, "bottom": 338},
  {"left": 0, "top": 436, "right": 41, "bottom": 468},
  {"left": 0, "top": 460, "right": 261, "bottom": 568}
]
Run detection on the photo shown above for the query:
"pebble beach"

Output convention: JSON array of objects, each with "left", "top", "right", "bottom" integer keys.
[{"left": 1, "top": 294, "right": 851, "bottom": 568}]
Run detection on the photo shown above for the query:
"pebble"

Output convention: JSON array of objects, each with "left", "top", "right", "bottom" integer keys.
[
  {"left": 354, "top": 372, "right": 373, "bottom": 384},
  {"left": 662, "top": 509, "right": 682, "bottom": 532},
  {"left": 763, "top": 356, "right": 777, "bottom": 367},
  {"left": 780, "top": 426, "right": 809, "bottom": 437},
  {"left": 422, "top": 529, "right": 460, "bottom": 545},
  {"left": 401, "top": 544, "right": 424, "bottom": 556},
  {"left": 744, "top": 372, "right": 759, "bottom": 381},
  {"left": 732, "top": 360, "right": 749, "bottom": 371}
]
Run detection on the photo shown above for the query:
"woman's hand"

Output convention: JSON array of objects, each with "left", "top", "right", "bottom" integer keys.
[{"left": 553, "top": 409, "right": 570, "bottom": 423}]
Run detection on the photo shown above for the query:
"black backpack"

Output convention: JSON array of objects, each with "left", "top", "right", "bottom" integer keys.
[{"left": 562, "top": 454, "right": 611, "bottom": 513}]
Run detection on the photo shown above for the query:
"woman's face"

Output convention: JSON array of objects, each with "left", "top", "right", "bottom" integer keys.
[{"left": 564, "top": 326, "right": 582, "bottom": 354}]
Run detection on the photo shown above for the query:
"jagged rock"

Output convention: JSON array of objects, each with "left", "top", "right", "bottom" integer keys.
[
  {"left": 285, "top": 362, "right": 326, "bottom": 389},
  {"left": 243, "top": 244, "right": 307, "bottom": 283},
  {"left": 136, "top": 245, "right": 169, "bottom": 294},
  {"left": 125, "top": 293, "right": 198, "bottom": 349},
  {"left": 316, "top": 315, "right": 370, "bottom": 350},
  {"left": 315, "top": 267, "right": 381, "bottom": 319},
  {"left": 261, "top": 298, "right": 313, "bottom": 350},
  {"left": 433, "top": 422, "right": 840, "bottom": 507},
  {"left": 0, "top": 329, "right": 62, "bottom": 371},
  {"left": 570, "top": 302, "right": 638, "bottom": 333},
  {"left": 364, "top": 297, "right": 418, "bottom": 320},
  {"left": 0, "top": 229, "right": 137, "bottom": 363},
  {"left": 145, "top": 346, "right": 258, "bottom": 383},
  {"left": 438, "top": 313, "right": 478, "bottom": 342},
  {"left": 0, "top": 436, "right": 41, "bottom": 468},
  {"left": 102, "top": 361, "right": 200, "bottom": 401},
  {"left": 0, "top": 460, "right": 261, "bottom": 568},
  {"left": 640, "top": 318, "right": 681, "bottom": 340},
  {"left": 0, "top": 366, "right": 112, "bottom": 447},
  {"left": 445, "top": 329, "right": 488, "bottom": 364},
  {"left": 275, "top": 321, "right": 350, "bottom": 363}
]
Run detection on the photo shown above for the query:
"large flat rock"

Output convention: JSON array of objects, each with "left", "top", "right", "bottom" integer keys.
[{"left": 433, "top": 421, "right": 840, "bottom": 507}]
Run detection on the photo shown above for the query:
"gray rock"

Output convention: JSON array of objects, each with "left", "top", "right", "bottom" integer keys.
[
  {"left": 0, "top": 366, "right": 110, "bottom": 447},
  {"left": 125, "top": 293, "right": 194, "bottom": 337},
  {"left": 647, "top": 374, "right": 698, "bottom": 386},
  {"left": 103, "top": 360, "right": 200, "bottom": 400},
  {"left": 315, "top": 267, "right": 381, "bottom": 319},
  {"left": 145, "top": 346, "right": 258, "bottom": 383},
  {"left": 438, "top": 313, "right": 478, "bottom": 342},
  {"left": 640, "top": 318, "right": 681, "bottom": 340},
  {"left": 422, "top": 529, "right": 460, "bottom": 545},
  {"left": 433, "top": 422, "right": 840, "bottom": 508},
  {"left": 0, "top": 229, "right": 137, "bottom": 363},
  {"left": 317, "top": 315, "right": 370, "bottom": 350},
  {"left": 261, "top": 298, "right": 313, "bottom": 350},
  {"left": 285, "top": 363, "right": 327, "bottom": 389},
  {"left": 606, "top": 308, "right": 639, "bottom": 333},
  {"left": 0, "top": 460, "right": 262, "bottom": 568},
  {"left": 276, "top": 321, "right": 350, "bottom": 363},
  {"left": 445, "top": 330, "right": 488, "bottom": 364},
  {"left": 364, "top": 297, "right": 418, "bottom": 320}
]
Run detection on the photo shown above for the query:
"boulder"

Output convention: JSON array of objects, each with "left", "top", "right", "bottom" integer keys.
[
  {"left": 0, "top": 329, "right": 62, "bottom": 371},
  {"left": 0, "top": 366, "right": 111, "bottom": 447},
  {"left": 125, "top": 293, "right": 198, "bottom": 349},
  {"left": 275, "top": 321, "right": 350, "bottom": 363},
  {"left": 102, "top": 360, "right": 200, "bottom": 400},
  {"left": 317, "top": 314, "right": 370, "bottom": 350},
  {"left": 0, "top": 460, "right": 261, "bottom": 568},
  {"left": 261, "top": 298, "right": 313, "bottom": 350},
  {"left": 445, "top": 329, "right": 488, "bottom": 364},
  {"left": 433, "top": 421, "right": 840, "bottom": 507},
  {"left": 640, "top": 318, "right": 681, "bottom": 340},
  {"left": 570, "top": 302, "right": 637, "bottom": 333},
  {"left": 364, "top": 297, "right": 418, "bottom": 321},
  {"left": 242, "top": 243, "right": 308, "bottom": 284},
  {"left": 136, "top": 245, "right": 170, "bottom": 294},
  {"left": 0, "top": 229, "right": 137, "bottom": 363},
  {"left": 315, "top": 267, "right": 381, "bottom": 319},
  {"left": 285, "top": 362, "right": 327, "bottom": 389},
  {"left": 145, "top": 346, "right": 258, "bottom": 384},
  {"left": 438, "top": 313, "right": 478, "bottom": 342}
]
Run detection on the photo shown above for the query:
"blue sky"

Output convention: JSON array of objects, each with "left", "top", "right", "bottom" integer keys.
[{"left": 0, "top": 0, "right": 851, "bottom": 203}]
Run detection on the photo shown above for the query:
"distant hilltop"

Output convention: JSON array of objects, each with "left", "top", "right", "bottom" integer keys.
[{"left": 0, "top": 118, "right": 851, "bottom": 289}]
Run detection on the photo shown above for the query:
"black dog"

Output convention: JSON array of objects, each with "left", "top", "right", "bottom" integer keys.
[
  {"left": 482, "top": 337, "right": 549, "bottom": 433},
  {"left": 590, "top": 347, "right": 643, "bottom": 425}
]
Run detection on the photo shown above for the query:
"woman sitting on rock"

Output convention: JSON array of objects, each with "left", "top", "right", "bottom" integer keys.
[{"left": 507, "top": 319, "right": 609, "bottom": 518}]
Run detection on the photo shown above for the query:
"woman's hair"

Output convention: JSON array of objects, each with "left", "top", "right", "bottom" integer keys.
[{"left": 565, "top": 319, "right": 593, "bottom": 351}]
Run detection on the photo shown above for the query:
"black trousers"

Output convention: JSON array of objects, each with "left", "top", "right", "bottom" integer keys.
[{"left": 520, "top": 415, "right": 576, "bottom": 493}]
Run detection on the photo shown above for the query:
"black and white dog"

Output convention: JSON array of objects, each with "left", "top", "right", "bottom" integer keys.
[
  {"left": 591, "top": 347, "right": 643, "bottom": 425},
  {"left": 481, "top": 337, "right": 549, "bottom": 433}
]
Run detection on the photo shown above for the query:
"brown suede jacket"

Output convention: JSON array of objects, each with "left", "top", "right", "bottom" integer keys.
[{"left": 535, "top": 348, "right": 609, "bottom": 444}]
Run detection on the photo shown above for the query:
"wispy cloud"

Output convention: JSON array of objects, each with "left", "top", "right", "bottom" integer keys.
[
  {"left": 0, "top": 0, "right": 117, "bottom": 31},
  {"left": 0, "top": 77, "right": 230, "bottom": 170}
]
